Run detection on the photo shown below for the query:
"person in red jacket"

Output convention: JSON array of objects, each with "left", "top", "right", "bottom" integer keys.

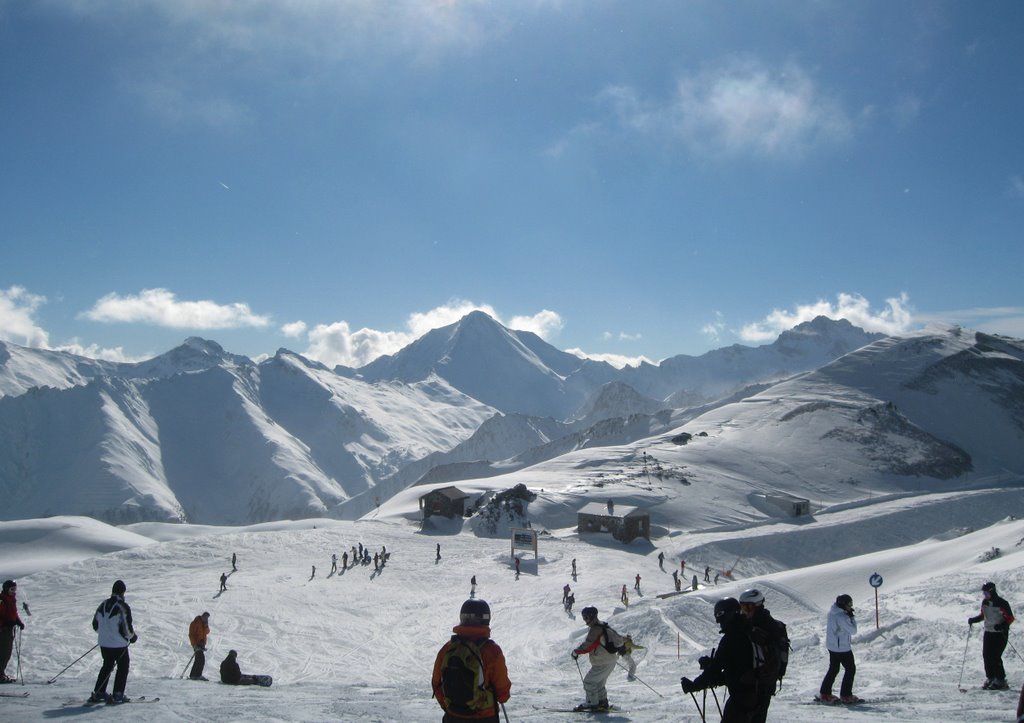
[
  {"left": 0, "top": 580, "right": 25, "bottom": 683},
  {"left": 432, "top": 599, "right": 511, "bottom": 722}
]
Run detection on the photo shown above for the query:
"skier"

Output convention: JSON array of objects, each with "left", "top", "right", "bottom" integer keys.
[
  {"left": 680, "top": 598, "right": 757, "bottom": 723},
  {"left": 674, "top": 576, "right": 682, "bottom": 593},
  {"left": 563, "top": 584, "right": 572, "bottom": 603},
  {"left": 658, "top": 551, "right": 665, "bottom": 571},
  {"left": 188, "top": 611, "right": 211, "bottom": 680},
  {"left": 436, "top": 543, "right": 441, "bottom": 562},
  {"left": 219, "top": 573, "right": 228, "bottom": 592},
  {"left": 634, "top": 574, "right": 642, "bottom": 593},
  {"left": 220, "top": 650, "right": 271, "bottom": 686},
  {"left": 571, "top": 558, "right": 577, "bottom": 577},
  {"left": 818, "top": 593, "right": 860, "bottom": 703},
  {"left": 231, "top": 553, "right": 237, "bottom": 572},
  {"left": 331, "top": 554, "right": 337, "bottom": 574},
  {"left": 565, "top": 593, "right": 575, "bottom": 614},
  {"left": 571, "top": 606, "right": 618, "bottom": 713},
  {"left": 704, "top": 565, "right": 711, "bottom": 583},
  {"left": 621, "top": 585, "right": 629, "bottom": 607},
  {"left": 514, "top": 557, "right": 521, "bottom": 578},
  {"left": 621, "top": 635, "right": 641, "bottom": 681},
  {"left": 968, "top": 581, "right": 1015, "bottom": 689},
  {"left": 740, "top": 588, "right": 786, "bottom": 723},
  {"left": 432, "top": 599, "right": 511, "bottom": 722},
  {"left": 0, "top": 580, "right": 25, "bottom": 683},
  {"left": 680, "top": 559, "right": 685, "bottom": 576},
  {"left": 342, "top": 551, "right": 348, "bottom": 570},
  {"left": 89, "top": 580, "right": 137, "bottom": 704},
  {"left": 714, "top": 572, "right": 720, "bottom": 585},
  {"left": 471, "top": 575, "right": 477, "bottom": 597}
]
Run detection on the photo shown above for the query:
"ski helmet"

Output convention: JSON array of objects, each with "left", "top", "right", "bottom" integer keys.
[
  {"left": 739, "top": 588, "right": 765, "bottom": 606},
  {"left": 713, "top": 597, "right": 741, "bottom": 626},
  {"left": 581, "top": 606, "right": 599, "bottom": 623},
  {"left": 112, "top": 580, "right": 127, "bottom": 596},
  {"left": 982, "top": 581, "right": 996, "bottom": 594},
  {"left": 836, "top": 593, "right": 853, "bottom": 607},
  {"left": 460, "top": 598, "right": 491, "bottom": 625}
]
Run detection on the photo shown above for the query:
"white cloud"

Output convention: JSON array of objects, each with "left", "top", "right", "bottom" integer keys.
[
  {"left": 595, "top": 58, "right": 854, "bottom": 159},
  {"left": 565, "top": 348, "right": 653, "bottom": 370},
  {"left": 53, "top": 340, "right": 143, "bottom": 363},
  {"left": 281, "top": 321, "right": 308, "bottom": 338},
  {"left": 740, "top": 293, "right": 914, "bottom": 343},
  {"left": 81, "top": 288, "right": 271, "bottom": 329},
  {"left": 916, "top": 306, "right": 1024, "bottom": 339},
  {"left": 0, "top": 286, "right": 50, "bottom": 347},
  {"left": 300, "top": 300, "right": 564, "bottom": 369},
  {"left": 701, "top": 311, "right": 726, "bottom": 343}
]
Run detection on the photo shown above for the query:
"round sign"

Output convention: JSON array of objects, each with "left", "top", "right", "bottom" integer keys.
[{"left": 869, "top": 572, "right": 883, "bottom": 588}]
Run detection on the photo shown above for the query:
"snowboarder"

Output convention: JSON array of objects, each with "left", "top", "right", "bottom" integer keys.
[
  {"left": 220, "top": 650, "right": 271, "bottom": 686},
  {"left": 0, "top": 580, "right": 25, "bottom": 683},
  {"left": 680, "top": 597, "right": 758, "bottom": 722},
  {"left": 188, "top": 611, "right": 210, "bottom": 680},
  {"left": 89, "top": 580, "right": 137, "bottom": 704},
  {"left": 219, "top": 573, "right": 228, "bottom": 592},
  {"left": 658, "top": 551, "right": 665, "bottom": 571},
  {"left": 331, "top": 554, "right": 337, "bottom": 574},
  {"left": 571, "top": 606, "right": 619, "bottom": 713},
  {"left": 818, "top": 593, "right": 860, "bottom": 704},
  {"left": 740, "top": 588, "right": 787, "bottom": 723},
  {"left": 231, "top": 552, "right": 237, "bottom": 572},
  {"left": 620, "top": 585, "right": 629, "bottom": 607},
  {"left": 968, "top": 581, "right": 1015, "bottom": 690},
  {"left": 634, "top": 574, "right": 642, "bottom": 593},
  {"left": 704, "top": 565, "right": 711, "bottom": 583},
  {"left": 432, "top": 599, "right": 511, "bottom": 722}
]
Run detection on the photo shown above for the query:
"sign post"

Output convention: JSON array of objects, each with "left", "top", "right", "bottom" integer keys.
[{"left": 869, "top": 572, "right": 884, "bottom": 630}]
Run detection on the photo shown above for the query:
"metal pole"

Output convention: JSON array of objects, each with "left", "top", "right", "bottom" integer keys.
[
  {"left": 957, "top": 626, "right": 973, "bottom": 692},
  {"left": 180, "top": 652, "right": 196, "bottom": 679},
  {"left": 688, "top": 691, "right": 706, "bottom": 722},
  {"left": 47, "top": 644, "right": 99, "bottom": 684}
]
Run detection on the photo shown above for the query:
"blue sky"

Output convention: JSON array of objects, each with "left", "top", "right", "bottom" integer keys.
[{"left": 2, "top": 1, "right": 1022, "bottom": 368}]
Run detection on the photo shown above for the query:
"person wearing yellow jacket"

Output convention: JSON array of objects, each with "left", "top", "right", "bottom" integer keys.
[{"left": 188, "top": 612, "right": 211, "bottom": 681}]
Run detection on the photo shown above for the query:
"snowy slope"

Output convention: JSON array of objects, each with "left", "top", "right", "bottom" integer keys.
[{"left": 2, "top": 495, "right": 1022, "bottom": 722}]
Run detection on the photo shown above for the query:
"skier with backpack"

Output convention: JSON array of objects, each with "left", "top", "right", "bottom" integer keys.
[
  {"left": 968, "top": 580, "right": 1015, "bottom": 690},
  {"left": 739, "top": 588, "right": 789, "bottom": 722},
  {"left": 432, "top": 599, "right": 511, "bottom": 722},
  {"left": 571, "top": 606, "right": 625, "bottom": 713},
  {"left": 680, "top": 597, "right": 758, "bottom": 723}
]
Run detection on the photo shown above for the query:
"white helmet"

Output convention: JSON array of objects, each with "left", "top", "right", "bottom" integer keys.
[{"left": 739, "top": 588, "right": 765, "bottom": 605}]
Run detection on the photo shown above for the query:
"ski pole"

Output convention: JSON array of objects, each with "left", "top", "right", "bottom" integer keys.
[
  {"left": 615, "top": 659, "right": 663, "bottom": 697},
  {"left": 574, "top": 656, "right": 585, "bottom": 684},
  {"left": 688, "top": 691, "right": 706, "bottom": 722},
  {"left": 957, "top": 626, "right": 973, "bottom": 692},
  {"left": 1007, "top": 638, "right": 1024, "bottom": 666},
  {"left": 499, "top": 700, "right": 510, "bottom": 723},
  {"left": 47, "top": 644, "right": 99, "bottom": 684},
  {"left": 180, "top": 652, "right": 196, "bottom": 679},
  {"left": 711, "top": 687, "right": 722, "bottom": 717},
  {"left": 15, "top": 626, "right": 23, "bottom": 685}
]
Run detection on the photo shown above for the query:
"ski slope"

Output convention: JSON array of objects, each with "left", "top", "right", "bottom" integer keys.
[{"left": 1, "top": 502, "right": 1023, "bottom": 722}]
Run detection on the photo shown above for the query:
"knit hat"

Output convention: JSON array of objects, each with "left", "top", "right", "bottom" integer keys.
[
  {"left": 112, "top": 580, "right": 127, "bottom": 595},
  {"left": 1, "top": 580, "right": 14, "bottom": 593}
]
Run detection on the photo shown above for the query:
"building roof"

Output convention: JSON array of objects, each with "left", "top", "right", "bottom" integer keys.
[
  {"left": 577, "top": 502, "right": 645, "bottom": 518},
  {"left": 422, "top": 486, "right": 470, "bottom": 501}
]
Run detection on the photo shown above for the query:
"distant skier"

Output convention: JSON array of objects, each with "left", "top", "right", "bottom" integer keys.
[
  {"left": 0, "top": 580, "right": 25, "bottom": 683},
  {"left": 219, "top": 573, "right": 228, "bottom": 592},
  {"left": 514, "top": 557, "right": 520, "bottom": 579},
  {"left": 471, "top": 575, "right": 477, "bottom": 597},
  {"left": 658, "top": 551, "right": 665, "bottom": 571},
  {"left": 311, "top": 565, "right": 316, "bottom": 580},
  {"left": 231, "top": 553, "right": 237, "bottom": 572},
  {"left": 432, "top": 599, "right": 511, "bottom": 722},
  {"left": 187, "top": 611, "right": 210, "bottom": 680},
  {"left": 373, "top": 553, "right": 380, "bottom": 572},
  {"left": 621, "top": 634, "right": 642, "bottom": 681},
  {"left": 331, "top": 554, "right": 337, "bottom": 574},
  {"left": 680, "top": 598, "right": 757, "bottom": 722},
  {"left": 674, "top": 576, "right": 682, "bottom": 593},
  {"left": 89, "top": 580, "right": 137, "bottom": 704},
  {"left": 620, "top": 585, "right": 629, "bottom": 607},
  {"left": 342, "top": 551, "right": 348, "bottom": 570},
  {"left": 571, "top": 559, "right": 577, "bottom": 577},
  {"left": 358, "top": 542, "right": 363, "bottom": 558},
  {"left": 634, "top": 574, "right": 641, "bottom": 593},
  {"left": 692, "top": 575, "right": 699, "bottom": 591},
  {"left": 818, "top": 593, "right": 860, "bottom": 703},
  {"left": 571, "top": 606, "right": 620, "bottom": 713},
  {"left": 680, "top": 559, "right": 685, "bottom": 576},
  {"left": 714, "top": 572, "right": 720, "bottom": 586},
  {"left": 436, "top": 543, "right": 441, "bottom": 562},
  {"left": 565, "top": 593, "right": 575, "bottom": 614},
  {"left": 220, "top": 650, "right": 272, "bottom": 687},
  {"left": 968, "top": 581, "right": 1015, "bottom": 690},
  {"left": 704, "top": 565, "right": 711, "bottom": 583},
  {"left": 563, "top": 584, "right": 572, "bottom": 603}
]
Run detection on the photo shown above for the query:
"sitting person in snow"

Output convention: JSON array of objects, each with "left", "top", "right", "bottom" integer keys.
[{"left": 220, "top": 650, "right": 271, "bottom": 686}]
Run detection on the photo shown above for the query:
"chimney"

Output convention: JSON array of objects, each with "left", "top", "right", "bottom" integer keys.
[{"left": 607, "top": 499, "right": 614, "bottom": 515}]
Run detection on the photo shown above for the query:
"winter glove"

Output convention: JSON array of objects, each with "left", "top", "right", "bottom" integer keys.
[
  {"left": 571, "top": 652, "right": 580, "bottom": 660},
  {"left": 129, "top": 633, "right": 138, "bottom": 644},
  {"left": 697, "top": 655, "right": 713, "bottom": 671},
  {"left": 968, "top": 618, "right": 976, "bottom": 627},
  {"left": 994, "top": 623, "right": 1006, "bottom": 633},
  {"left": 16, "top": 621, "right": 24, "bottom": 630},
  {"left": 680, "top": 677, "right": 697, "bottom": 694}
]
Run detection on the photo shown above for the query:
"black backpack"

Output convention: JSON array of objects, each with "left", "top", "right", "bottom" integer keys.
[{"left": 600, "top": 623, "right": 627, "bottom": 655}]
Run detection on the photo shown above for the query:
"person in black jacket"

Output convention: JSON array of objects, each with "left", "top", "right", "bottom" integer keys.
[
  {"left": 968, "top": 581, "right": 1015, "bottom": 690},
  {"left": 740, "top": 588, "right": 786, "bottom": 723},
  {"left": 681, "top": 598, "right": 756, "bottom": 723},
  {"left": 220, "top": 650, "right": 257, "bottom": 685}
]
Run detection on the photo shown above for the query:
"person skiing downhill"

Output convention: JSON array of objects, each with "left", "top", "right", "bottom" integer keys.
[
  {"left": 571, "top": 606, "right": 619, "bottom": 713},
  {"left": 740, "top": 588, "right": 785, "bottom": 723},
  {"left": 432, "top": 599, "right": 511, "bottom": 723},
  {"left": 680, "top": 598, "right": 757, "bottom": 723},
  {"left": 968, "top": 581, "right": 1015, "bottom": 689},
  {"left": 219, "top": 573, "right": 228, "bottom": 592},
  {"left": 0, "top": 580, "right": 25, "bottom": 683},
  {"left": 818, "top": 593, "right": 860, "bottom": 704},
  {"left": 89, "top": 580, "right": 137, "bottom": 704},
  {"left": 188, "top": 611, "right": 211, "bottom": 680}
]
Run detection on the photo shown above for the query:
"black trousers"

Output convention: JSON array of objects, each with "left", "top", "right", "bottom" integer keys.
[
  {"left": 94, "top": 646, "right": 130, "bottom": 695},
  {"left": 820, "top": 650, "right": 856, "bottom": 697},
  {"left": 983, "top": 631, "right": 1008, "bottom": 680},
  {"left": 190, "top": 648, "right": 206, "bottom": 678}
]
